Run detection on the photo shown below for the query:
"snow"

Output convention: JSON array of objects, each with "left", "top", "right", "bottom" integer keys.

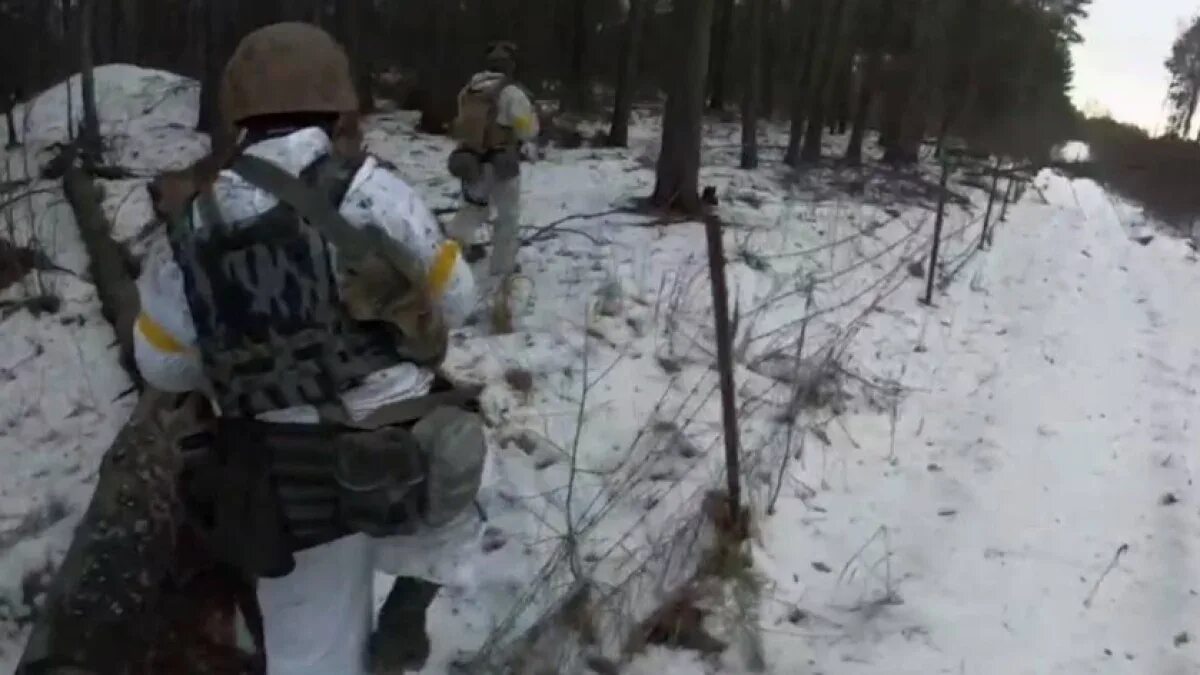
[
  {"left": 699, "top": 172, "right": 1200, "bottom": 675},
  {"left": 4, "top": 65, "right": 1200, "bottom": 674},
  {"left": 2, "top": 64, "right": 207, "bottom": 180},
  {"left": 1055, "top": 140, "right": 1092, "bottom": 163},
  {"left": 0, "top": 65, "right": 200, "bottom": 668}
]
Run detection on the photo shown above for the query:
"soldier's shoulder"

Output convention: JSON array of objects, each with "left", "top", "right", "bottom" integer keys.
[{"left": 501, "top": 81, "right": 536, "bottom": 102}]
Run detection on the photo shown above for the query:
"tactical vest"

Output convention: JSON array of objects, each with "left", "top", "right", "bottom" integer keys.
[
  {"left": 168, "top": 153, "right": 407, "bottom": 418},
  {"left": 452, "top": 73, "right": 516, "bottom": 154}
]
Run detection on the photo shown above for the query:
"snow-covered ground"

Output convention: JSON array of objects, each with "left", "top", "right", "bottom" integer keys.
[{"left": 2, "top": 65, "right": 1198, "bottom": 674}]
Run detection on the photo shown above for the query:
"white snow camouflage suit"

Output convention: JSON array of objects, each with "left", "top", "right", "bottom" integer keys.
[
  {"left": 447, "top": 70, "right": 540, "bottom": 279},
  {"left": 133, "top": 126, "right": 481, "bottom": 675}
]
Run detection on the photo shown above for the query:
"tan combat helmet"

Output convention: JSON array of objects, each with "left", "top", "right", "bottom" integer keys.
[{"left": 220, "top": 22, "right": 359, "bottom": 128}]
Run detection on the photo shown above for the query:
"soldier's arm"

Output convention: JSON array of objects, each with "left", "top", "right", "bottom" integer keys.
[
  {"left": 341, "top": 158, "right": 476, "bottom": 328},
  {"left": 133, "top": 239, "right": 205, "bottom": 392},
  {"left": 496, "top": 86, "right": 540, "bottom": 142}
]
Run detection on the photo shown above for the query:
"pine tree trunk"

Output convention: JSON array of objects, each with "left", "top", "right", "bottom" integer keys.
[
  {"left": 119, "top": 0, "right": 139, "bottom": 64},
  {"left": 845, "top": 48, "right": 882, "bottom": 164},
  {"left": 565, "top": 0, "right": 590, "bottom": 111},
  {"left": 93, "top": 0, "right": 112, "bottom": 65},
  {"left": 63, "top": 1, "right": 76, "bottom": 144},
  {"left": 1184, "top": 85, "right": 1200, "bottom": 139},
  {"left": 80, "top": 0, "right": 103, "bottom": 165},
  {"left": 885, "top": 0, "right": 940, "bottom": 166},
  {"left": 196, "top": 0, "right": 227, "bottom": 135},
  {"left": 933, "top": 105, "right": 952, "bottom": 158},
  {"left": 651, "top": 0, "right": 716, "bottom": 214},
  {"left": 881, "top": 55, "right": 919, "bottom": 164},
  {"left": 418, "top": 0, "right": 458, "bottom": 134},
  {"left": 707, "top": 0, "right": 734, "bottom": 111},
  {"left": 830, "top": 57, "right": 853, "bottom": 134},
  {"left": 608, "top": 0, "right": 648, "bottom": 147},
  {"left": 340, "top": 0, "right": 373, "bottom": 112},
  {"left": 760, "top": 0, "right": 780, "bottom": 116},
  {"left": 784, "top": 2, "right": 821, "bottom": 166},
  {"left": 802, "top": 0, "right": 854, "bottom": 163},
  {"left": 998, "top": 172, "right": 1015, "bottom": 223},
  {"left": 740, "top": 0, "right": 765, "bottom": 169},
  {"left": 922, "top": 155, "right": 951, "bottom": 305},
  {"left": 109, "top": 0, "right": 124, "bottom": 64},
  {"left": 979, "top": 157, "right": 1001, "bottom": 249},
  {"left": 23, "top": 0, "right": 44, "bottom": 96},
  {"left": 5, "top": 91, "right": 19, "bottom": 149},
  {"left": 799, "top": 0, "right": 834, "bottom": 162}
]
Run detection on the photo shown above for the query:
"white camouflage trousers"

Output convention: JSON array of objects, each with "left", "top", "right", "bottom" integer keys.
[{"left": 446, "top": 163, "right": 522, "bottom": 278}]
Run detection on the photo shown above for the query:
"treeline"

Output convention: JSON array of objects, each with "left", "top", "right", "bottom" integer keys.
[
  {"left": 1, "top": 1, "right": 1084, "bottom": 204},
  {"left": 1070, "top": 117, "right": 1200, "bottom": 230}
]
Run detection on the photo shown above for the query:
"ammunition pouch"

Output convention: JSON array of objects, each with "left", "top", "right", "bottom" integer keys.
[
  {"left": 182, "top": 390, "right": 487, "bottom": 579},
  {"left": 333, "top": 426, "right": 426, "bottom": 538},
  {"left": 488, "top": 146, "right": 521, "bottom": 181},
  {"left": 447, "top": 148, "right": 483, "bottom": 182}
]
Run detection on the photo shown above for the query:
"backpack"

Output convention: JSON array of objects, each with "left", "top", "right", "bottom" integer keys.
[
  {"left": 452, "top": 72, "right": 514, "bottom": 154},
  {"left": 165, "top": 152, "right": 448, "bottom": 418}
]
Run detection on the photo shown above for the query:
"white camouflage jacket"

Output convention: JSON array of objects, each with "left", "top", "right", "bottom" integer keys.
[{"left": 133, "top": 127, "right": 476, "bottom": 425}]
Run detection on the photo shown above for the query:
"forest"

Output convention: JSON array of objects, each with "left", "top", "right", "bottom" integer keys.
[
  {"left": 1, "top": 0, "right": 1085, "bottom": 214},
  {"left": 23, "top": 1, "right": 1200, "bottom": 672}
]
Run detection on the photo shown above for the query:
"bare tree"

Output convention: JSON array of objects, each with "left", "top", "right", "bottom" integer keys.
[
  {"left": 979, "top": 157, "right": 1002, "bottom": 249},
  {"left": 884, "top": 0, "right": 946, "bottom": 165},
  {"left": 5, "top": 90, "right": 19, "bottom": 148},
  {"left": 1166, "top": 14, "right": 1200, "bottom": 138},
  {"left": 845, "top": 1, "right": 895, "bottom": 164},
  {"left": 79, "top": 0, "right": 103, "bottom": 164},
  {"left": 196, "top": 0, "right": 232, "bottom": 135},
  {"left": 783, "top": 0, "right": 821, "bottom": 166},
  {"left": 846, "top": 54, "right": 881, "bottom": 162},
  {"left": 608, "top": 0, "right": 648, "bottom": 147},
  {"left": 338, "top": 0, "right": 373, "bottom": 112},
  {"left": 760, "top": 0, "right": 782, "bottom": 115},
  {"left": 741, "top": 0, "right": 765, "bottom": 168},
  {"left": 417, "top": 0, "right": 458, "bottom": 133},
  {"left": 707, "top": 0, "right": 734, "bottom": 111},
  {"left": 800, "top": 0, "right": 856, "bottom": 162},
  {"left": 565, "top": 0, "right": 590, "bottom": 111},
  {"left": 651, "top": 0, "right": 716, "bottom": 214}
]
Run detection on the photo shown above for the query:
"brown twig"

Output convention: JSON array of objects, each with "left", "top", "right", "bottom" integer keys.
[{"left": 1083, "top": 543, "right": 1130, "bottom": 608}]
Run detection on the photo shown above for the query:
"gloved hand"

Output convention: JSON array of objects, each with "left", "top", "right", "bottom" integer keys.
[{"left": 520, "top": 142, "right": 539, "bottom": 163}]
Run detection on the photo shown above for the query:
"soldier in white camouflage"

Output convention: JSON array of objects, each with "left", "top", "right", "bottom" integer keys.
[
  {"left": 133, "top": 22, "right": 488, "bottom": 675},
  {"left": 446, "top": 41, "right": 540, "bottom": 281}
]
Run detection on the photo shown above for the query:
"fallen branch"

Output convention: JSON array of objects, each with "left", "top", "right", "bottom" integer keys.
[
  {"left": 520, "top": 224, "right": 609, "bottom": 246},
  {"left": 21, "top": 150, "right": 262, "bottom": 672},
  {"left": 0, "top": 187, "right": 59, "bottom": 212},
  {"left": 519, "top": 208, "right": 633, "bottom": 245},
  {"left": 62, "top": 154, "right": 141, "bottom": 385},
  {"left": 16, "top": 391, "right": 211, "bottom": 672},
  {"left": 1083, "top": 543, "right": 1130, "bottom": 608},
  {"left": 0, "top": 294, "right": 61, "bottom": 319}
]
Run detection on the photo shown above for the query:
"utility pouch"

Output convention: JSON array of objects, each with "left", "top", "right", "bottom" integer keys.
[{"left": 488, "top": 146, "right": 521, "bottom": 181}]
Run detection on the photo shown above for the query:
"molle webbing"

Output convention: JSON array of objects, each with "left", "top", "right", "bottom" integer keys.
[{"left": 170, "top": 153, "right": 404, "bottom": 418}]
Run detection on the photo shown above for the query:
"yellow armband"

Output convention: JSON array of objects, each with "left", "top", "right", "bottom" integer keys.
[
  {"left": 513, "top": 115, "right": 536, "bottom": 138},
  {"left": 136, "top": 313, "right": 188, "bottom": 354},
  {"left": 428, "top": 240, "right": 461, "bottom": 299}
]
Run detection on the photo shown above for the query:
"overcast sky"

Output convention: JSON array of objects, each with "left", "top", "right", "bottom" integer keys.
[{"left": 1071, "top": 0, "right": 1200, "bottom": 132}]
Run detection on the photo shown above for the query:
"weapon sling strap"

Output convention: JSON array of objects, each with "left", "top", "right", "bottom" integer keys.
[
  {"left": 229, "top": 153, "right": 376, "bottom": 264},
  {"left": 229, "top": 154, "right": 483, "bottom": 429}
]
